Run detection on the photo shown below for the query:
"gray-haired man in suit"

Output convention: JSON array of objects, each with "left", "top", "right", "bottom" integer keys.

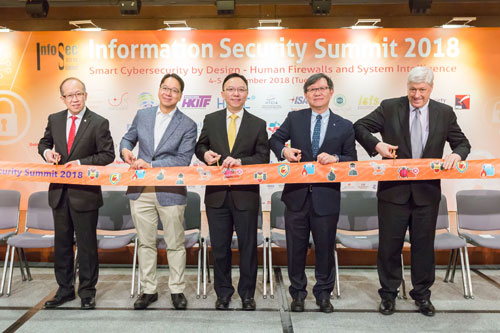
[{"left": 120, "top": 73, "right": 197, "bottom": 310}]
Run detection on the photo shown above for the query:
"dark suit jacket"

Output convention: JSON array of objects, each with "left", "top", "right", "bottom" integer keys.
[
  {"left": 269, "top": 108, "right": 357, "bottom": 216},
  {"left": 354, "top": 96, "right": 471, "bottom": 205},
  {"left": 38, "top": 108, "right": 115, "bottom": 211},
  {"left": 195, "top": 109, "right": 270, "bottom": 211}
]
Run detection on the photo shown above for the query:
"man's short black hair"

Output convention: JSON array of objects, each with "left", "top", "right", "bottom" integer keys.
[
  {"left": 222, "top": 73, "right": 248, "bottom": 90},
  {"left": 160, "top": 73, "right": 185, "bottom": 93}
]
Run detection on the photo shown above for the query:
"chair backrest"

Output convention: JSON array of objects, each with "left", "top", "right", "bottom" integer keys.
[
  {"left": 158, "top": 191, "right": 201, "bottom": 231},
  {"left": 270, "top": 191, "right": 285, "bottom": 230},
  {"left": 97, "top": 190, "right": 134, "bottom": 231},
  {"left": 436, "top": 193, "right": 449, "bottom": 230},
  {"left": 337, "top": 191, "right": 378, "bottom": 231},
  {"left": 456, "top": 189, "right": 500, "bottom": 231},
  {"left": 184, "top": 191, "right": 201, "bottom": 231},
  {"left": 25, "top": 191, "right": 54, "bottom": 231},
  {"left": 0, "top": 189, "right": 21, "bottom": 230}
]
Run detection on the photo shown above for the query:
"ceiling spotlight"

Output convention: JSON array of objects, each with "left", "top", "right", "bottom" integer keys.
[
  {"left": 409, "top": 0, "right": 432, "bottom": 14},
  {"left": 254, "top": 19, "right": 286, "bottom": 30},
  {"left": 216, "top": 0, "right": 235, "bottom": 15},
  {"left": 69, "top": 20, "right": 103, "bottom": 32},
  {"left": 25, "top": 0, "right": 49, "bottom": 18},
  {"left": 119, "top": 1, "right": 142, "bottom": 16},
  {"left": 441, "top": 17, "right": 476, "bottom": 28},
  {"left": 348, "top": 18, "right": 382, "bottom": 29},
  {"left": 0, "top": 26, "right": 12, "bottom": 32},
  {"left": 161, "top": 21, "right": 194, "bottom": 31},
  {"left": 311, "top": 0, "right": 331, "bottom": 16}
]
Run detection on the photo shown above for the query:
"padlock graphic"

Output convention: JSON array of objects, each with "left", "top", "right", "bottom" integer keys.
[
  {"left": 493, "top": 101, "right": 500, "bottom": 123},
  {"left": 0, "top": 97, "right": 17, "bottom": 136}
]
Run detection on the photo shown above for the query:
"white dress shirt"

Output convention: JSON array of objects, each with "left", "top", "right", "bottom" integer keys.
[{"left": 154, "top": 107, "right": 176, "bottom": 151}]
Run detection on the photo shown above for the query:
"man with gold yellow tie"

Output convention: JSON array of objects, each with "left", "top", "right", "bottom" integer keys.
[{"left": 195, "top": 73, "right": 269, "bottom": 311}]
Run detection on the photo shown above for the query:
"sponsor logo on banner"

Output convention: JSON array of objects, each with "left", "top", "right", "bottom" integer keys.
[
  {"left": 370, "top": 162, "right": 386, "bottom": 175},
  {"left": 301, "top": 163, "right": 315, "bottom": 176},
  {"left": 156, "top": 169, "right": 165, "bottom": 181},
  {"left": 334, "top": 94, "right": 347, "bottom": 107},
  {"left": 289, "top": 96, "right": 309, "bottom": 106},
  {"left": 262, "top": 95, "right": 282, "bottom": 110},
  {"left": 398, "top": 166, "right": 419, "bottom": 179},
  {"left": 456, "top": 161, "right": 468, "bottom": 173},
  {"left": 267, "top": 121, "right": 280, "bottom": 133},
  {"left": 222, "top": 168, "right": 243, "bottom": 179},
  {"left": 327, "top": 168, "right": 336, "bottom": 181},
  {"left": 133, "top": 169, "right": 146, "bottom": 180},
  {"left": 455, "top": 95, "right": 470, "bottom": 110},
  {"left": 348, "top": 162, "right": 359, "bottom": 176},
  {"left": 87, "top": 167, "right": 100, "bottom": 180},
  {"left": 480, "top": 164, "right": 495, "bottom": 177},
  {"left": 35, "top": 41, "right": 79, "bottom": 71},
  {"left": 254, "top": 171, "right": 267, "bottom": 183},
  {"left": 108, "top": 92, "right": 129, "bottom": 110},
  {"left": 217, "top": 96, "right": 254, "bottom": 110},
  {"left": 182, "top": 95, "right": 212, "bottom": 109},
  {"left": 358, "top": 95, "right": 380, "bottom": 110},
  {"left": 197, "top": 167, "right": 211, "bottom": 180},
  {"left": 278, "top": 164, "right": 290, "bottom": 177},
  {"left": 430, "top": 160, "right": 444, "bottom": 173},
  {"left": 138, "top": 92, "right": 155, "bottom": 109},
  {"left": 109, "top": 173, "right": 121, "bottom": 184}
]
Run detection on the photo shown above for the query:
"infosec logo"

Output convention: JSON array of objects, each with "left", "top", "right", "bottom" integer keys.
[
  {"left": 36, "top": 42, "right": 79, "bottom": 71},
  {"left": 455, "top": 95, "right": 470, "bottom": 110},
  {"left": 182, "top": 95, "right": 211, "bottom": 108},
  {"left": 138, "top": 92, "right": 155, "bottom": 109},
  {"left": 216, "top": 95, "right": 254, "bottom": 110}
]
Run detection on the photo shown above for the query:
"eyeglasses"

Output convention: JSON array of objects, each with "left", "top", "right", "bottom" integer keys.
[
  {"left": 160, "top": 86, "right": 180, "bottom": 95},
  {"left": 408, "top": 88, "right": 429, "bottom": 94},
  {"left": 224, "top": 87, "right": 248, "bottom": 94},
  {"left": 306, "top": 86, "right": 331, "bottom": 94},
  {"left": 62, "top": 92, "right": 85, "bottom": 101}
]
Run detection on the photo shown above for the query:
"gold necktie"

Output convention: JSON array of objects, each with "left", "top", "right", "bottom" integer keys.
[{"left": 227, "top": 114, "right": 238, "bottom": 151}]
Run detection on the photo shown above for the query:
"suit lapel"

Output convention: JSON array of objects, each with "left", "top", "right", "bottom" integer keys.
[
  {"left": 423, "top": 100, "right": 438, "bottom": 156},
  {"left": 68, "top": 109, "right": 91, "bottom": 159},
  {"left": 319, "top": 110, "right": 335, "bottom": 153},
  {"left": 154, "top": 108, "right": 181, "bottom": 155},
  {"left": 397, "top": 98, "right": 411, "bottom": 155}
]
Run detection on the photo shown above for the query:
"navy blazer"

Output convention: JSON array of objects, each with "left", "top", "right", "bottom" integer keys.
[
  {"left": 354, "top": 96, "right": 471, "bottom": 205},
  {"left": 269, "top": 108, "right": 357, "bottom": 216}
]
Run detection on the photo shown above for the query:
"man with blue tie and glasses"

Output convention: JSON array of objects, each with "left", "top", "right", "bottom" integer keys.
[{"left": 269, "top": 73, "right": 357, "bottom": 313}]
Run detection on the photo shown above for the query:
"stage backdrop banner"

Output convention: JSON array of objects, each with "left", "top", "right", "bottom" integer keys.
[{"left": 0, "top": 28, "right": 498, "bottom": 209}]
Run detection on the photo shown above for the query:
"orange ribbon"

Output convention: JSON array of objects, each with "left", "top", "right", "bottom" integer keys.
[{"left": 0, "top": 159, "right": 496, "bottom": 187}]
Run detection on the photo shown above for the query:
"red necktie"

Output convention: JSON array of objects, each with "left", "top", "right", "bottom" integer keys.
[{"left": 67, "top": 116, "right": 77, "bottom": 154}]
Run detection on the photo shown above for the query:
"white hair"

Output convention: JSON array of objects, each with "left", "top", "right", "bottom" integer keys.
[{"left": 407, "top": 66, "right": 434, "bottom": 86}]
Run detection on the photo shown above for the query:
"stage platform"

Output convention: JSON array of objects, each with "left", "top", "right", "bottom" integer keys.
[{"left": 1, "top": 265, "right": 500, "bottom": 332}]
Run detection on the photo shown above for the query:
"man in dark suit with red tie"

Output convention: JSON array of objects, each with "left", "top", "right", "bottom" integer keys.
[
  {"left": 195, "top": 73, "right": 269, "bottom": 311},
  {"left": 269, "top": 73, "right": 357, "bottom": 313},
  {"left": 354, "top": 66, "right": 471, "bottom": 316},
  {"left": 38, "top": 77, "right": 115, "bottom": 309}
]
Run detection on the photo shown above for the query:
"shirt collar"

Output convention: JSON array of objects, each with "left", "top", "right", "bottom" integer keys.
[
  {"left": 67, "top": 107, "right": 86, "bottom": 120},
  {"left": 311, "top": 109, "right": 330, "bottom": 119},
  {"left": 227, "top": 108, "right": 243, "bottom": 119},
  {"left": 409, "top": 101, "right": 429, "bottom": 113},
  {"left": 156, "top": 106, "right": 176, "bottom": 117}
]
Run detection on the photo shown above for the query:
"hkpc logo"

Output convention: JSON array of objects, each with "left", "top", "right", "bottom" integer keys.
[{"left": 182, "top": 95, "right": 212, "bottom": 109}]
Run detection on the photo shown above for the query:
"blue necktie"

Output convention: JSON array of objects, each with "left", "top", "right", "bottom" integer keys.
[{"left": 312, "top": 114, "right": 322, "bottom": 159}]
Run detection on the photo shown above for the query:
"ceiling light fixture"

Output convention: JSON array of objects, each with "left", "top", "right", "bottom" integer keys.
[
  {"left": 254, "top": 19, "right": 286, "bottom": 30},
  {"left": 69, "top": 20, "right": 103, "bottom": 32},
  {"left": 161, "top": 21, "right": 194, "bottom": 31},
  {"left": 441, "top": 17, "right": 476, "bottom": 29},
  {"left": 348, "top": 18, "right": 382, "bottom": 29}
]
